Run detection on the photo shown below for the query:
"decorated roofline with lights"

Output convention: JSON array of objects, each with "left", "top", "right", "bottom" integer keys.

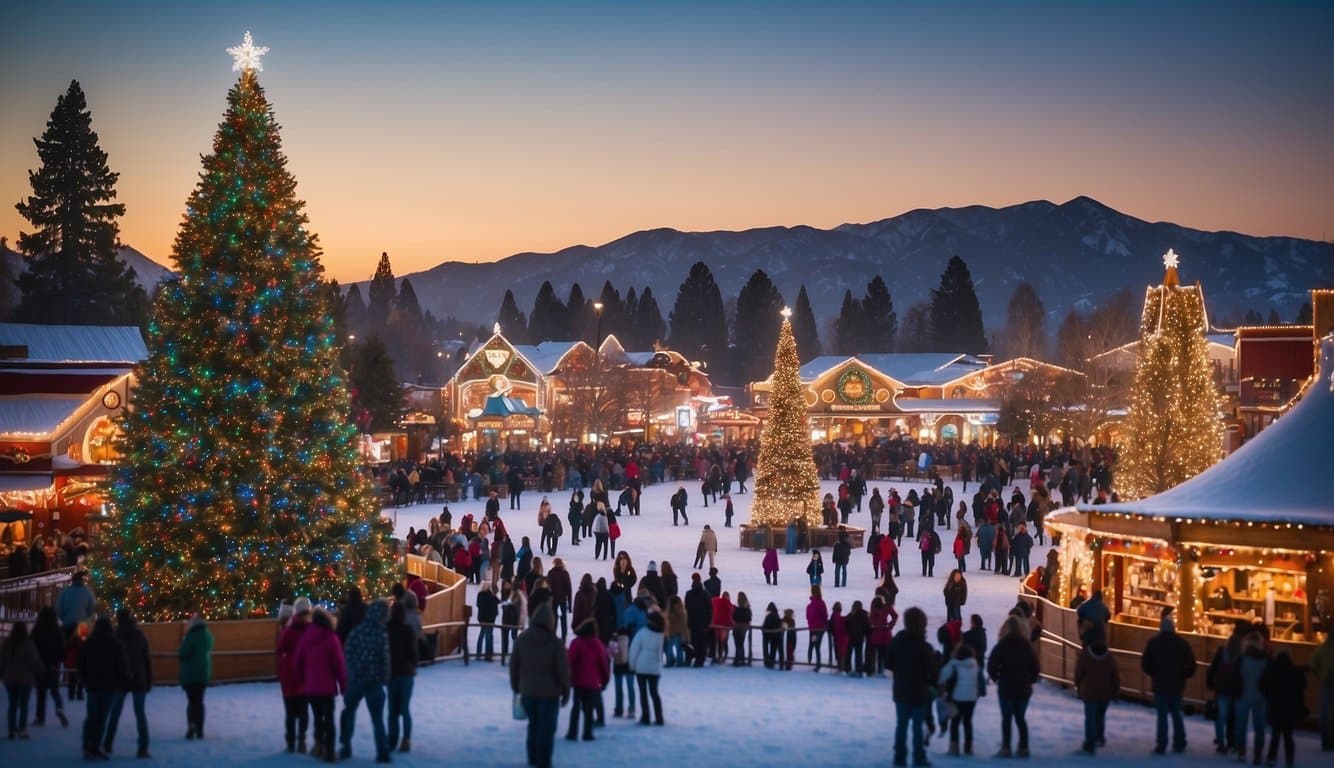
[{"left": 1042, "top": 333, "right": 1334, "bottom": 649}]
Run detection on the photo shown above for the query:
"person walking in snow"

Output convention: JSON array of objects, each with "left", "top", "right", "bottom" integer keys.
[
  {"left": 943, "top": 570, "right": 967, "bottom": 623},
  {"left": 628, "top": 612, "right": 666, "bottom": 725},
  {"left": 1075, "top": 639, "right": 1119, "bottom": 755},
  {"left": 1140, "top": 609, "right": 1196, "bottom": 755},
  {"left": 939, "top": 643, "right": 981, "bottom": 756},
  {"left": 806, "top": 550, "right": 825, "bottom": 588},
  {"left": 988, "top": 615, "right": 1038, "bottom": 758},
  {"left": 887, "top": 606, "right": 937, "bottom": 767},
  {"left": 177, "top": 614, "right": 213, "bottom": 742},
  {"left": 386, "top": 601, "right": 418, "bottom": 754},
  {"left": 510, "top": 604, "right": 570, "bottom": 768},
  {"left": 565, "top": 618, "right": 609, "bottom": 742}
]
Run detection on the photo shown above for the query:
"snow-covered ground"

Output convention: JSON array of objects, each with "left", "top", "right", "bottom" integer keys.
[{"left": 7, "top": 479, "right": 1321, "bottom": 765}]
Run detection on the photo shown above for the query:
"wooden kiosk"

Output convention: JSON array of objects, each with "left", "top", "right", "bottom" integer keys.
[{"left": 1030, "top": 337, "right": 1334, "bottom": 713}]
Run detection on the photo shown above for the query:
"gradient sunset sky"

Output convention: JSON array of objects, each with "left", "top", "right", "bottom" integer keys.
[{"left": 2, "top": 1, "right": 1332, "bottom": 283}]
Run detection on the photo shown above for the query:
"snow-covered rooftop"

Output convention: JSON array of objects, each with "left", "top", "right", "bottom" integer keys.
[
  {"left": 0, "top": 322, "right": 147, "bottom": 364},
  {"left": 0, "top": 394, "right": 87, "bottom": 436},
  {"left": 1082, "top": 336, "right": 1334, "bottom": 526},
  {"left": 797, "top": 353, "right": 986, "bottom": 387}
]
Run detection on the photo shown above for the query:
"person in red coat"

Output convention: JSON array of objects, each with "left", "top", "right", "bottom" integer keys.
[
  {"left": 879, "top": 534, "right": 900, "bottom": 578},
  {"left": 405, "top": 575, "right": 429, "bottom": 609},
  {"left": 806, "top": 588, "right": 830, "bottom": 671},
  {"left": 277, "top": 598, "right": 313, "bottom": 753},
  {"left": 830, "top": 602, "right": 849, "bottom": 673},
  {"left": 294, "top": 609, "right": 346, "bottom": 762},
  {"left": 565, "top": 618, "right": 609, "bottom": 742},
  {"left": 711, "top": 592, "right": 735, "bottom": 664}
]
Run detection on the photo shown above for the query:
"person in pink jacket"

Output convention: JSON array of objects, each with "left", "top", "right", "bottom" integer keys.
[
  {"left": 830, "top": 602, "right": 849, "bottom": 674},
  {"left": 762, "top": 547, "right": 780, "bottom": 585},
  {"left": 806, "top": 587, "right": 830, "bottom": 671},
  {"left": 565, "top": 618, "right": 609, "bottom": 742},
  {"left": 276, "top": 597, "right": 313, "bottom": 753},
  {"left": 294, "top": 609, "right": 346, "bottom": 763}
]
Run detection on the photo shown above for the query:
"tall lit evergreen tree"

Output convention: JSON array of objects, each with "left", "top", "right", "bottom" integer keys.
[
  {"left": 1119, "top": 253, "right": 1224, "bottom": 499},
  {"left": 97, "top": 55, "right": 396, "bottom": 619},
  {"left": 750, "top": 312, "right": 822, "bottom": 528},
  {"left": 14, "top": 80, "right": 148, "bottom": 326},
  {"left": 668, "top": 261, "right": 726, "bottom": 375},
  {"left": 791, "top": 285, "right": 821, "bottom": 362},
  {"left": 929, "top": 255, "right": 987, "bottom": 353},
  {"left": 733, "top": 269, "right": 785, "bottom": 385}
]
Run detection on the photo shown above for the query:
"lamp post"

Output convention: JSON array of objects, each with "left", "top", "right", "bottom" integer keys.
[{"left": 592, "top": 300, "right": 604, "bottom": 446}]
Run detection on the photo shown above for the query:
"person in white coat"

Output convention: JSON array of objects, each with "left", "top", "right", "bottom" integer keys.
[
  {"left": 938, "top": 643, "right": 982, "bottom": 756},
  {"left": 628, "top": 611, "right": 665, "bottom": 726}
]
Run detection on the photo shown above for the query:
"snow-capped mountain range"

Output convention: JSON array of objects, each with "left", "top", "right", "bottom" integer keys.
[{"left": 374, "top": 196, "right": 1333, "bottom": 335}]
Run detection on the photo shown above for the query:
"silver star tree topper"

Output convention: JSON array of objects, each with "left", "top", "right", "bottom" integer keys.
[
  {"left": 227, "top": 31, "right": 269, "bottom": 73},
  {"left": 1163, "top": 248, "right": 1180, "bottom": 270}
]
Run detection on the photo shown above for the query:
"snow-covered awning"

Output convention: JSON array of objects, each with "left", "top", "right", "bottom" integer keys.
[{"left": 1076, "top": 336, "right": 1334, "bottom": 527}]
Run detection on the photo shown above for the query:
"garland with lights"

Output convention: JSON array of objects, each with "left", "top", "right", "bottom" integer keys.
[
  {"left": 749, "top": 314, "right": 823, "bottom": 528},
  {"left": 94, "top": 41, "right": 396, "bottom": 620},
  {"left": 1118, "top": 253, "right": 1225, "bottom": 499}
]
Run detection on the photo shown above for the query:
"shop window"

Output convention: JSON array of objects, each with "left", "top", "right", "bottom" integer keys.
[
  {"left": 85, "top": 416, "right": 123, "bottom": 465},
  {"left": 940, "top": 423, "right": 958, "bottom": 440}
]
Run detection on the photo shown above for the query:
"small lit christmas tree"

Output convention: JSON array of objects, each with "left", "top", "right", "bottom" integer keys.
[
  {"left": 1118, "top": 250, "right": 1225, "bottom": 499},
  {"left": 750, "top": 308, "right": 823, "bottom": 528},
  {"left": 96, "top": 34, "right": 396, "bottom": 620}
]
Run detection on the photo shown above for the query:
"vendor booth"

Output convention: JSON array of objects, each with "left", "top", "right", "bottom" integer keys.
[{"left": 1033, "top": 336, "right": 1334, "bottom": 712}]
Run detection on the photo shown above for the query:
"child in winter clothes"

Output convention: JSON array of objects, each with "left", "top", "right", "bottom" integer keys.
[
  {"left": 781, "top": 609, "right": 797, "bottom": 671},
  {"left": 762, "top": 548, "right": 780, "bottom": 585},
  {"left": 805, "top": 550, "right": 824, "bottom": 587},
  {"left": 939, "top": 643, "right": 982, "bottom": 756},
  {"left": 64, "top": 623, "right": 88, "bottom": 701},
  {"left": 609, "top": 628, "right": 635, "bottom": 719},
  {"left": 566, "top": 619, "right": 609, "bottom": 742}
]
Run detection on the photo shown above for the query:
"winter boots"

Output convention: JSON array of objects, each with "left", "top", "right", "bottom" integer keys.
[{"left": 948, "top": 739, "right": 960, "bottom": 756}]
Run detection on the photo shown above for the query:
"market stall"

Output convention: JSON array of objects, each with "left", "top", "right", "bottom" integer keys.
[{"left": 1034, "top": 336, "right": 1334, "bottom": 708}]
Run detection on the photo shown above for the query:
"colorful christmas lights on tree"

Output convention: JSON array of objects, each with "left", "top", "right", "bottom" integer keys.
[{"left": 94, "top": 43, "right": 395, "bottom": 620}]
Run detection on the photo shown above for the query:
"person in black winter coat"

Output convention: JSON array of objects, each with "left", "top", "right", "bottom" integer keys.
[
  {"left": 843, "top": 602, "right": 869, "bottom": 677},
  {"left": 104, "top": 609, "right": 152, "bottom": 757},
  {"left": 761, "top": 603, "right": 783, "bottom": 670},
  {"left": 337, "top": 587, "right": 367, "bottom": 645},
  {"left": 886, "top": 607, "right": 937, "bottom": 767},
  {"left": 684, "top": 576, "right": 713, "bottom": 667},
  {"left": 831, "top": 530, "right": 851, "bottom": 588},
  {"left": 30, "top": 606, "right": 67, "bottom": 728},
  {"left": 1140, "top": 612, "right": 1196, "bottom": 754},
  {"left": 1259, "top": 650, "right": 1305, "bottom": 768},
  {"left": 386, "top": 601, "right": 418, "bottom": 753},
  {"left": 476, "top": 584, "right": 500, "bottom": 661},
  {"left": 987, "top": 615, "right": 1038, "bottom": 758},
  {"left": 77, "top": 617, "right": 129, "bottom": 760}
]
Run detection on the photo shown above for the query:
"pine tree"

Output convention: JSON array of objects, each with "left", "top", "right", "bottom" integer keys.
[
  {"left": 1118, "top": 256, "right": 1224, "bottom": 499},
  {"left": 496, "top": 289, "right": 528, "bottom": 342},
  {"left": 96, "top": 65, "right": 396, "bottom": 620},
  {"left": 636, "top": 286, "right": 666, "bottom": 348},
  {"left": 14, "top": 80, "right": 148, "bottom": 326},
  {"left": 750, "top": 315, "right": 822, "bottom": 528},
  {"left": 1002, "top": 281, "right": 1047, "bottom": 359},
  {"left": 791, "top": 285, "right": 821, "bottom": 361},
  {"left": 567, "top": 283, "right": 592, "bottom": 343},
  {"left": 596, "top": 281, "right": 625, "bottom": 343},
  {"left": 834, "top": 289, "right": 862, "bottom": 355},
  {"left": 929, "top": 255, "right": 987, "bottom": 353},
  {"left": 668, "top": 261, "right": 726, "bottom": 376},
  {"left": 898, "top": 301, "right": 933, "bottom": 353},
  {"left": 367, "top": 251, "right": 395, "bottom": 335},
  {"left": 350, "top": 337, "right": 405, "bottom": 432},
  {"left": 1267, "top": 308, "right": 1281, "bottom": 325},
  {"left": 1295, "top": 302, "right": 1313, "bottom": 325},
  {"left": 343, "top": 284, "right": 367, "bottom": 336},
  {"left": 861, "top": 275, "right": 897, "bottom": 353},
  {"left": 733, "top": 269, "right": 786, "bottom": 385},
  {"left": 528, "top": 281, "right": 567, "bottom": 343},
  {"left": 622, "top": 287, "right": 640, "bottom": 347}
]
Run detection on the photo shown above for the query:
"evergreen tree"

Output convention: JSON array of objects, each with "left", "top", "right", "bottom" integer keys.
[
  {"left": 596, "top": 280, "right": 625, "bottom": 344},
  {"left": 750, "top": 315, "right": 822, "bottom": 529},
  {"left": 791, "top": 285, "right": 821, "bottom": 362},
  {"left": 496, "top": 289, "right": 529, "bottom": 342},
  {"left": 635, "top": 286, "right": 666, "bottom": 349},
  {"left": 1002, "top": 281, "right": 1047, "bottom": 359},
  {"left": 350, "top": 337, "right": 405, "bottom": 432},
  {"left": 14, "top": 80, "right": 147, "bottom": 326},
  {"left": 567, "top": 283, "right": 592, "bottom": 343},
  {"left": 1243, "top": 308, "right": 1262, "bottom": 325},
  {"left": 929, "top": 256, "right": 987, "bottom": 353},
  {"left": 834, "top": 289, "right": 863, "bottom": 355},
  {"left": 396, "top": 278, "right": 422, "bottom": 320},
  {"left": 1119, "top": 256, "right": 1224, "bottom": 499},
  {"left": 528, "top": 280, "right": 567, "bottom": 342},
  {"left": 367, "top": 251, "right": 395, "bottom": 335},
  {"left": 733, "top": 269, "right": 786, "bottom": 385},
  {"left": 1295, "top": 302, "right": 1313, "bottom": 325},
  {"left": 861, "top": 275, "right": 897, "bottom": 353},
  {"left": 343, "top": 284, "right": 366, "bottom": 337},
  {"left": 898, "top": 301, "right": 933, "bottom": 353},
  {"left": 1267, "top": 308, "right": 1281, "bottom": 325},
  {"left": 98, "top": 63, "right": 395, "bottom": 619},
  {"left": 668, "top": 261, "right": 726, "bottom": 377},
  {"left": 622, "top": 287, "right": 640, "bottom": 347}
]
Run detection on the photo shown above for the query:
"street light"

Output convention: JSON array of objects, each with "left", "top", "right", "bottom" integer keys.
[{"left": 592, "top": 301, "right": 604, "bottom": 446}]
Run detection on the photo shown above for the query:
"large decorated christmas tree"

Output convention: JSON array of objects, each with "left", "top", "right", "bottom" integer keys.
[
  {"left": 1118, "top": 250, "right": 1225, "bottom": 499},
  {"left": 750, "top": 309, "right": 823, "bottom": 528},
  {"left": 96, "top": 34, "right": 396, "bottom": 620}
]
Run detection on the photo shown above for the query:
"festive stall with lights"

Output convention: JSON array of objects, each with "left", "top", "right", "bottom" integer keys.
[{"left": 1034, "top": 335, "right": 1334, "bottom": 709}]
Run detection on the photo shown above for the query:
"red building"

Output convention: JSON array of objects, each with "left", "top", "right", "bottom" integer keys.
[
  {"left": 1236, "top": 324, "right": 1316, "bottom": 437},
  {"left": 0, "top": 323, "right": 146, "bottom": 544}
]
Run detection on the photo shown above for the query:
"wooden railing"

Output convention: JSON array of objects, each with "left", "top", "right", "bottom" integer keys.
[{"left": 0, "top": 566, "right": 78, "bottom": 628}]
